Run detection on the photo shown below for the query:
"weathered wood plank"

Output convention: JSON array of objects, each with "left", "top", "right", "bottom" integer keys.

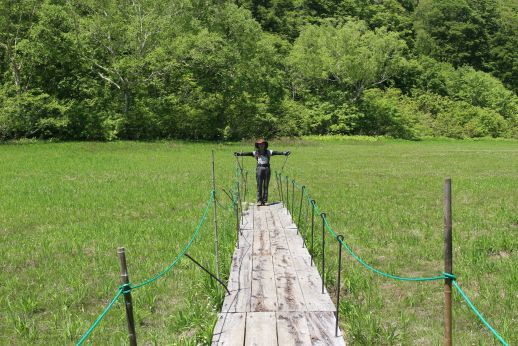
[
  {"left": 272, "top": 253, "right": 295, "bottom": 272},
  {"left": 213, "top": 202, "right": 346, "bottom": 345},
  {"left": 298, "top": 272, "right": 336, "bottom": 312},
  {"left": 277, "top": 312, "right": 312, "bottom": 346},
  {"left": 292, "top": 254, "right": 314, "bottom": 272},
  {"left": 252, "top": 224, "right": 271, "bottom": 256},
  {"left": 222, "top": 246, "right": 252, "bottom": 313},
  {"left": 245, "top": 312, "right": 277, "bottom": 346},
  {"left": 239, "top": 230, "right": 254, "bottom": 248},
  {"left": 212, "top": 312, "right": 246, "bottom": 345},
  {"left": 306, "top": 311, "right": 346, "bottom": 345},
  {"left": 251, "top": 270, "right": 277, "bottom": 312},
  {"left": 252, "top": 255, "right": 274, "bottom": 272},
  {"left": 276, "top": 273, "right": 307, "bottom": 311}
]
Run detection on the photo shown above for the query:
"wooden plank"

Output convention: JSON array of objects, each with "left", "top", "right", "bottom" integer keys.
[
  {"left": 222, "top": 246, "right": 252, "bottom": 313},
  {"left": 277, "top": 312, "right": 312, "bottom": 346},
  {"left": 212, "top": 312, "right": 246, "bottom": 345},
  {"left": 272, "top": 253, "right": 295, "bottom": 272},
  {"left": 306, "top": 311, "right": 346, "bottom": 345},
  {"left": 276, "top": 274, "right": 307, "bottom": 312},
  {"left": 245, "top": 312, "right": 277, "bottom": 346},
  {"left": 251, "top": 270, "right": 277, "bottom": 312},
  {"left": 292, "top": 254, "right": 313, "bottom": 272},
  {"left": 252, "top": 224, "right": 271, "bottom": 256},
  {"left": 252, "top": 255, "right": 273, "bottom": 272},
  {"left": 286, "top": 234, "right": 308, "bottom": 255},
  {"left": 239, "top": 230, "right": 254, "bottom": 248},
  {"left": 269, "top": 223, "right": 290, "bottom": 255},
  {"left": 216, "top": 203, "right": 346, "bottom": 345},
  {"left": 298, "top": 272, "right": 335, "bottom": 312}
]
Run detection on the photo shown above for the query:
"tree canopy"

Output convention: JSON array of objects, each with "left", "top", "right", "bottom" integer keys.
[{"left": 0, "top": 0, "right": 516, "bottom": 140}]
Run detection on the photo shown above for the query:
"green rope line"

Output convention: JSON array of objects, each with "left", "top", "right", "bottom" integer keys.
[
  {"left": 76, "top": 288, "right": 123, "bottom": 345},
  {"left": 288, "top": 173, "right": 508, "bottom": 344},
  {"left": 131, "top": 190, "right": 215, "bottom": 289},
  {"left": 76, "top": 190, "right": 215, "bottom": 345},
  {"left": 336, "top": 235, "right": 446, "bottom": 281},
  {"left": 451, "top": 279, "right": 509, "bottom": 346}
]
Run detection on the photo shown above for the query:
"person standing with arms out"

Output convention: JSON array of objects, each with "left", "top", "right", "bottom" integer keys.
[{"left": 235, "top": 139, "right": 290, "bottom": 206}]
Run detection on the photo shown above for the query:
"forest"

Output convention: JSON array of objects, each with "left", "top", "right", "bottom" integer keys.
[{"left": 0, "top": 0, "right": 517, "bottom": 140}]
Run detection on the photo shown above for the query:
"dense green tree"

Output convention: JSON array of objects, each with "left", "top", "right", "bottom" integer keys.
[
  {"left": 0, "top": 0, "right": 516, "bottom": 140},
  {"left": 288, "top": 20, "right": 407, "bottom": 101},
  {"left": 414, "top": 0, "right": 489, "bottom": 69}
]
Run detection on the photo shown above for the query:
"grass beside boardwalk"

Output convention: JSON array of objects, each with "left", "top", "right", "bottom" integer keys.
[{"left": 0, "top": 138, "right": 516, "bottom": 345}]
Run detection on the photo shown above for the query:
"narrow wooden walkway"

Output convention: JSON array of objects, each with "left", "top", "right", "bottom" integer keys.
[{"left": 212, "top": 202, "right": 346, "bottom": 345}]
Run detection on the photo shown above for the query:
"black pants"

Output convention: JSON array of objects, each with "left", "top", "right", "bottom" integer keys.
[{"left": 256, "top": 166, "right": 271, "bottom": 202}]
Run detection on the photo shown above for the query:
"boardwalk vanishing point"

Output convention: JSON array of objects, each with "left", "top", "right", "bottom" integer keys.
[{"left": 212, "top": 202, "right": 346, "bottom": 345}]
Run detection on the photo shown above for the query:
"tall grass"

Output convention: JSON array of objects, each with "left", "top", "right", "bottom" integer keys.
[{"left": 0, "top": 138, "right": 516, "bottom": 344}]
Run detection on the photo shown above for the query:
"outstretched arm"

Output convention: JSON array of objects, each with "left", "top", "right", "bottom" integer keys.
[
  {"left": 234, "top": 151, "right": 255, "bottom": 156},
  {"left": 271, "top": 150, "right": 290, "bottom": 156}
]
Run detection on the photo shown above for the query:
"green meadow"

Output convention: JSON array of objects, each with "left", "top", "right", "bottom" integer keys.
[{"left": 0, "top": 138, "right": 516, "bottom": 345}]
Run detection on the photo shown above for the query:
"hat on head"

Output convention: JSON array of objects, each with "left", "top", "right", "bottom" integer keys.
[{"left": 255, "top": 138, "right": 268, "bottom": 149}]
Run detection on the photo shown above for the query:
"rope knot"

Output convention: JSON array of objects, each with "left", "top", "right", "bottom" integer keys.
[
  {"left": 443, "top": 272, "right": 457, "bottom": 280},
  {"left": 120, "top": 283, "right": 132, "bottom": 294}
]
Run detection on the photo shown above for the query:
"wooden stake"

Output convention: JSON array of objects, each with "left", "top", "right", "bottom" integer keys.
[
  {"left": 212, "top": 150, "right": 220, "bottom": 280},
  {"left": 117, "top": 247, "right": 137, "bottom": 346},
  {"left": 444, "top": 178, "right": 453, "bottom": 346}
]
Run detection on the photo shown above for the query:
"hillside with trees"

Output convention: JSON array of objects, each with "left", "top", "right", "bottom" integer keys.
[{"left": 0, "top": 0, "right": 516, "bottom": 140}]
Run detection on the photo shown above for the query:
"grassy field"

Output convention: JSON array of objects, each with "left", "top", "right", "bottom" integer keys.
[{"left": 0, "top": 138, "right": 516, "bottom": 345}]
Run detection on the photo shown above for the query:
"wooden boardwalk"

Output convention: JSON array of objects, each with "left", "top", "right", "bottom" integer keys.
[{"left": 212, "top": 202, "right": 346, "bottom": 345}]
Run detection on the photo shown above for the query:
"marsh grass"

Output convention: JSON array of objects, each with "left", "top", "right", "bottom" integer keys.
[{"left": 0, "top": 138, "right": 516, "bottom": 344}]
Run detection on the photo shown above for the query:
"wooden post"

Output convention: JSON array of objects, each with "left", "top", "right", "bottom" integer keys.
[
  {"left": 117, "top": 247, "right": 137, "bottom": 346},
  {"left": 444, "top": 178, "right": 453, "bottom": 346},
  {"left": 211, "top": 150, "right": 220, "bottom": 280}
]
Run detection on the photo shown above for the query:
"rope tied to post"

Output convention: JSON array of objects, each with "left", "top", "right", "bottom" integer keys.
[
  {"left": 76, "top": 189, "right": 216, "bottom": 345},
  {"left": 120, "top": 283, "right": 132, "bottom": 294},
  {"left": 280, "top": 173, "right": 510, "bottom": 346},
  {"left": 442, "top": 272, "right": 456, "bottom": 280}
]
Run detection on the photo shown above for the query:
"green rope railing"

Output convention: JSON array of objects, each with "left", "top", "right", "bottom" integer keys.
[
  {"left": 449, "top": 276, "right": 509, "bottom": 346},
  {"left": 283, "top": 173, "right": 509, "bottom": 346},
  {"left": 76, "top": 288, "right": 123, "bottom": 345},
  {"left": 131, "top": 190, "right": 215, "bottom": 289},
  {"left": 76, "top": 190, "right": 215, "bottom": 345}
]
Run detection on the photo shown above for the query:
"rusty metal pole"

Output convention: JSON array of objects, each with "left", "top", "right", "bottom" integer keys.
[
  {"left": 235, "top": 186, "right": 240, "bottom": 249},
  {"left": 244, "top": 171, "right": 248, "bottom": 202},
  {"left": 211, "top": 151, "right": 220, "bottom": 280},
  {"left": 117, "top": 247, "right": 137, "bottom": 346},
  {"left": 276, "top": 172, "right": 282, "bottom": 203},
  {"left": 444, "top": 178, "right": 453, "bottom": 346},
  {"left": 311, "top": 199, "right": 315, "bottom": 266},
  {"left": 321, "top": 212, "right": 326, "bottom": 294},
  {"left": 303, "top": 195, "right": 309, "bottom": 248},
  {"left": 278, "top": 173, "right": 284, "bottom": 204},
  {"left": 335, "top": 235, "right": 344, "bottom": 337},
  {"left": 285, "top": 176, "right": 289, "bottom": 215},
  {"left": 291, "top": 180, "right": 295, "bottom": 217},
  {"left": 297, "top": 186, "right": 305, "bottom": 233},
  {"left": 237, "top": 180, "right": 243, "bottom": 225}
]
